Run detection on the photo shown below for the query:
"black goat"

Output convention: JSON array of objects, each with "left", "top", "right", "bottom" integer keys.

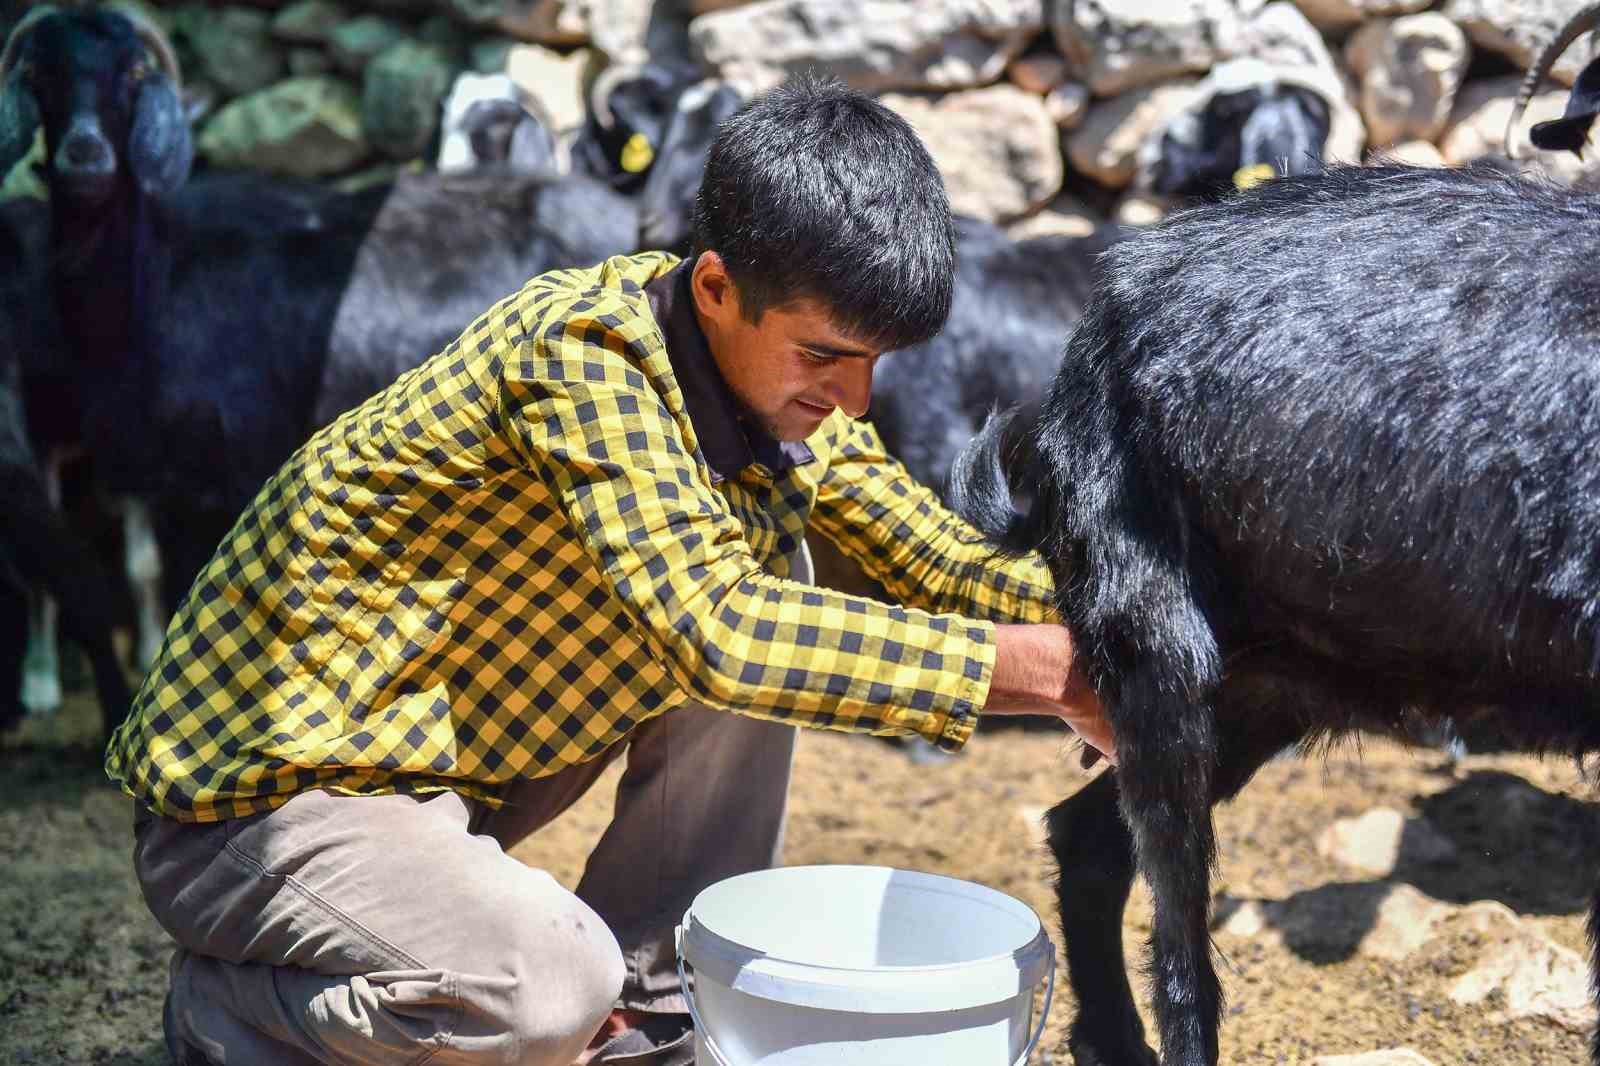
[
  {"left": 1148, "top": 79, "right": 1331, "bottom": 200},
  {"left": 308, "top": 166, "right": 640, "bottom": 427},
  {"left": 3, "top": 7, "right": 641, "bottom": 614},
  {"left": 0, "top": 195, "right": 131, "bottom": 741},
  {"left": 570, "top": 58, "right": 706, "bottom": 195},
  {"left": 632, "top": 78, "right": 744, "bottom": 254},
  {"left": 952, "top": 163, "right": 1600, "bottom": 1066},
  {"left": 436, "top": 72, "right": 560, "bottom": 176},
  {"left": 1507, "top": 2, "right": 1600, "bottom": 161},
  {"left": 870, "top": 214, "right": 1123, "bottom": 497}
]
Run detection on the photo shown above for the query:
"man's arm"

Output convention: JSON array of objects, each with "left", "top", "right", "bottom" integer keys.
[
  {"left": 810, "top": 417, "right": 1116, "bottom": 762},
  {"left": 496, "top": 312, "right": 1000, "bottom": 753},
  {"left": 808, "top": 415, "right": 1059, "bottom": 624},
  {"left": 989, "top": 623, "right": 1114, "bottom": 763}
]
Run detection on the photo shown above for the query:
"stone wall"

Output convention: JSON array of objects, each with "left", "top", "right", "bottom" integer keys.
[{"left": 8, "top": 0, "right": 1599, "bottom": 227}]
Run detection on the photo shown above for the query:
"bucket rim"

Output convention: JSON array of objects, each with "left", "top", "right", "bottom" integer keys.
[{"left": 678, "top": 865, "right": 1054, "bottom": 1013}]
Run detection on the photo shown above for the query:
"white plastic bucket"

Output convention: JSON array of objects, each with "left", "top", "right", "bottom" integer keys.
[{"left": 674, "top": 865, "right": 1055, "bottom": 1065}]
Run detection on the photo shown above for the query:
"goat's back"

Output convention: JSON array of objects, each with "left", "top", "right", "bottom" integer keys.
[
  {"left": 1032, "top": 164, "right": 1600, "bottom": 690},
  {"left": 312, "top": 168, "right": 640, "bottom": 427}
]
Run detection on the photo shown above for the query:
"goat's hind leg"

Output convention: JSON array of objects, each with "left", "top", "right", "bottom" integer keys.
[
  {"left": 1053, "top": 770, "right": 1156, "bottom": 1066},
  {"left": 1093, "top": 618, "right": 1229, "bottom": 1066},
  {"left": 1056, "top": 677, "right": 1308, "bottom": 1066}
]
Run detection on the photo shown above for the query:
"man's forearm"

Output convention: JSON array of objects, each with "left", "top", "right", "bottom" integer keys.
[
  {"left": 987, "top": 623, "right": 1077, "bottom": 710},
  {"left": 985, "top": 622, "right": 1117, "bottom": 763}
]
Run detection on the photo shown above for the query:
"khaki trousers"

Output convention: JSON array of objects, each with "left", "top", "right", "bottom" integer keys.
[{"left": 137, "top": 683, "right": 798, "bottom": 1065}]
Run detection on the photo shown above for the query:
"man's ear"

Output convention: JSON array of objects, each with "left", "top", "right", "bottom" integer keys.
[{"left": 691, "top": 249, "right": 732, "bottom": 312}]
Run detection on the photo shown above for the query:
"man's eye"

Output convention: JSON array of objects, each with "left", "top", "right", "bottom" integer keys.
[{"left": 798, "top": 349, "right": 832, "bottom": 366}]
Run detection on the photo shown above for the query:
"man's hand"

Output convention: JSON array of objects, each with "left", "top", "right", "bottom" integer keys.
[{"left": 985, "top": 624, "right": 1116, "bottom": 766}]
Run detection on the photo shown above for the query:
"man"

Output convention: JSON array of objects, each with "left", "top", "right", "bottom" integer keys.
[{"left": 107, "top": 73, "right": 1112, "bottom": 1066}]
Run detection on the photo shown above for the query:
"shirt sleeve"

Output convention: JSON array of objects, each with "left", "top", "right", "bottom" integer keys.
[
  {"left": 496, "top": 300, "right": 995, "bottom": 751},
  {"left": 808, "top": 415, "right": 1059, "bottom": 625}
]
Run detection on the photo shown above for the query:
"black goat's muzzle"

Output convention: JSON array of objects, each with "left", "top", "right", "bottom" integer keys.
[{"left": 53, "top": 127, "right": 117, "bottom": 198}]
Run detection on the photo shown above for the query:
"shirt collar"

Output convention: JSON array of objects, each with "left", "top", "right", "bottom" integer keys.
[{"left": 644, "top": 260, "right": 815, "bottom": 483}]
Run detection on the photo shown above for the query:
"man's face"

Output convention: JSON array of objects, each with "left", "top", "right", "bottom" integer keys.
[{"left": 690, "top": 253, "right": 880, "bottom": 442}]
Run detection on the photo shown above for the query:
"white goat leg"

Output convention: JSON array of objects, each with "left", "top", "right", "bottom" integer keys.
[
  {"left": 20, "top": 589, "right": 62, "bottom": 714},
  {"left": 123, "top": 498, "right": 167, "bottom": 668},
  {"left": 20, "top": 455, "right": 65, "bottom": 714}
]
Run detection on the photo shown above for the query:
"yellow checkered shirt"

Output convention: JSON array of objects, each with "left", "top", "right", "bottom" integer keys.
[{"left": 105, "top": 252, "right": 1057, "bottom": 822}]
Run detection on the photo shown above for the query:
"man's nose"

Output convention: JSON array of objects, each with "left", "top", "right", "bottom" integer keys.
[{"left": 828, "top": 359, "right": 874, "bottom": 419}]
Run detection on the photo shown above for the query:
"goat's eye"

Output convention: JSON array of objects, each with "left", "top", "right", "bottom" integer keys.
[{"left": 127, "top": 60, "right": 150, "bottom": 82}]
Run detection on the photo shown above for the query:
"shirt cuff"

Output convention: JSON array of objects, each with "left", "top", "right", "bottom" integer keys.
[{"left": 923, "top": 618, "right": 995, "bottom": 753}]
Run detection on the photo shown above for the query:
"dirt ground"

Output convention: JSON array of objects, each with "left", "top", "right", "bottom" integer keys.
[{"left": 3, "top": 691, "right": 1596, "bottom": 1065}]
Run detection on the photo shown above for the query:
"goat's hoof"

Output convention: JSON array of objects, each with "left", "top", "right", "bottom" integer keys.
[{"left": 1068, "top": 1034, "right": 1159, "bottom": 1066}]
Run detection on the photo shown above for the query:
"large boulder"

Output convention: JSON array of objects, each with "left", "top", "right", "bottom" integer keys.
[
  {"left": 288, "top": 47, "right": 335, "bottom": 77},
  {"left": 1068, "top": 79, "right": 1200, "bottom": 188},
  {"left": 1372, "top": 138, "right": 1446, "bottom": 166},
  {"left": 1007, "top": 53, "right": 1070, "bottom": 94},
  {"left": 1291, "top": 0, "right": 1429, "bottom": 31},
  {"left": 1241, "top": 1, "right": 1343, "bottom": 75},
  {"left": 1051, "top": 0, "right": 1269, "bottom": 97},
  {"left": 175, "top": 5, "right": 285, "bottom": 98},
  {"left": 1313, "top": 807, "right": 1455, "bottom": 877},
  {"left": 327, "top": 14, "right": 409, "bottom": 74},
  {"left": 690, "top": 0, "right": 1045, "bottom": 95},
  {"left": 362, "top": 41, "right": 458, "bottom": 161},
  {"left": 879, "top": 84, "right": 1063, "bottom": 223},
  {"left": 1310, "top": 1051, "right": 1438, "bottom": 1066},
  {"left": 270, "top": 0, "right": 351, "bottom": 45},
  {"left": 449, "top": 0, "right": 680, "bottom": 58},
  {"left": 1358, "top": 884, "right": 1451, "bottom": 961},
  {"left": 197, "top": 75, "right": 369, "bottom": 178},
  {"left": 584, "top": 0, "right": 667, "bottom": 62},
  {"left": 1046, "top": 81, "right": 1091, "bottom": 128},
  {"left": 504, "top": 44, "right": 596, "bottom": 135},
  {"left": 418, "top": 14, "right": 476, "bottom": 59},
  {"left": 1346, "top": 13, "right": 1470, "bottom": 147},
  {"left": 1442, "top": 0, "right": 1595, "bottom": 87},
  {"left": 1450, "top": 918, "right": 1598, "bottom": 1032}
]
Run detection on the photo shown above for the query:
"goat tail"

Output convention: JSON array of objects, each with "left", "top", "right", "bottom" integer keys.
[{"left": 948, "top": 405, "right": 1046, "bottom": 556}]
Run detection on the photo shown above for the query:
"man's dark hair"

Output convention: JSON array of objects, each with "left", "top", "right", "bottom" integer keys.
[{"left": 691, "top": 71, "right": 956, "bottom": 352}]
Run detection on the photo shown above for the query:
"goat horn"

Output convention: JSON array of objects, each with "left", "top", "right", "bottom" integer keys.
[
  {"left": 0, "top": 5, "right": 59, "bottom": 78},
  {"left": 105, "top": 2, "right": 182, "bottom": 89},
  {"left": 589, "top": 62, "right": 643, "bottom": 133},
  {"left": 1504, "top": 2, "right": 1600, "bottom": 159}
]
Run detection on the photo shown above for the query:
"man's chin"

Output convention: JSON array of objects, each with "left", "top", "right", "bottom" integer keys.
[{"left": 769, "top": 415, "right": 828, "bottom": 442}]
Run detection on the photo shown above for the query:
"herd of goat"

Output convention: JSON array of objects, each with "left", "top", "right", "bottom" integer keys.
[
  {"left": 0, "top": 3, "right": 1331, "bottom": 738},
  {"left": 8, "top": 3, "right": 1600, "bottom": 1065}
]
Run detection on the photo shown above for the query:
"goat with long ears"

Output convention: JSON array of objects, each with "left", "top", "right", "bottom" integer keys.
[{"left": 2, "top": 2, "right": 191, "bottom": 200}]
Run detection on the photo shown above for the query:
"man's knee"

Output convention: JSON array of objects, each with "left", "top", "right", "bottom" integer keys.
[{"left": 494, "top": 886, "right": 624, "bottom": 1064}]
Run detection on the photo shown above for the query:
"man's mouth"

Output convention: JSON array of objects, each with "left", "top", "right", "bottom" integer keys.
[{"left": 794, "top": 399, "right": 833, "bottom": 417}]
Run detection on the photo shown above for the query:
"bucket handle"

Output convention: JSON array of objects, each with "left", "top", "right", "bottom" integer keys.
[
  {"left": 674, "top": 922, "right": 1057, "bottom": 1066},
  {"left": 675, "top": 924, "right": 740, "bottom": 1066}
]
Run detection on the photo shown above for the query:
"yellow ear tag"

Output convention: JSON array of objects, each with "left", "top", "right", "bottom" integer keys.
[
  {"left": 1233, "top": 163, "right": 1277, "bottom": 191},
  {"left": 621, "top": 132, "right": 655, "bottom": 173}
]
